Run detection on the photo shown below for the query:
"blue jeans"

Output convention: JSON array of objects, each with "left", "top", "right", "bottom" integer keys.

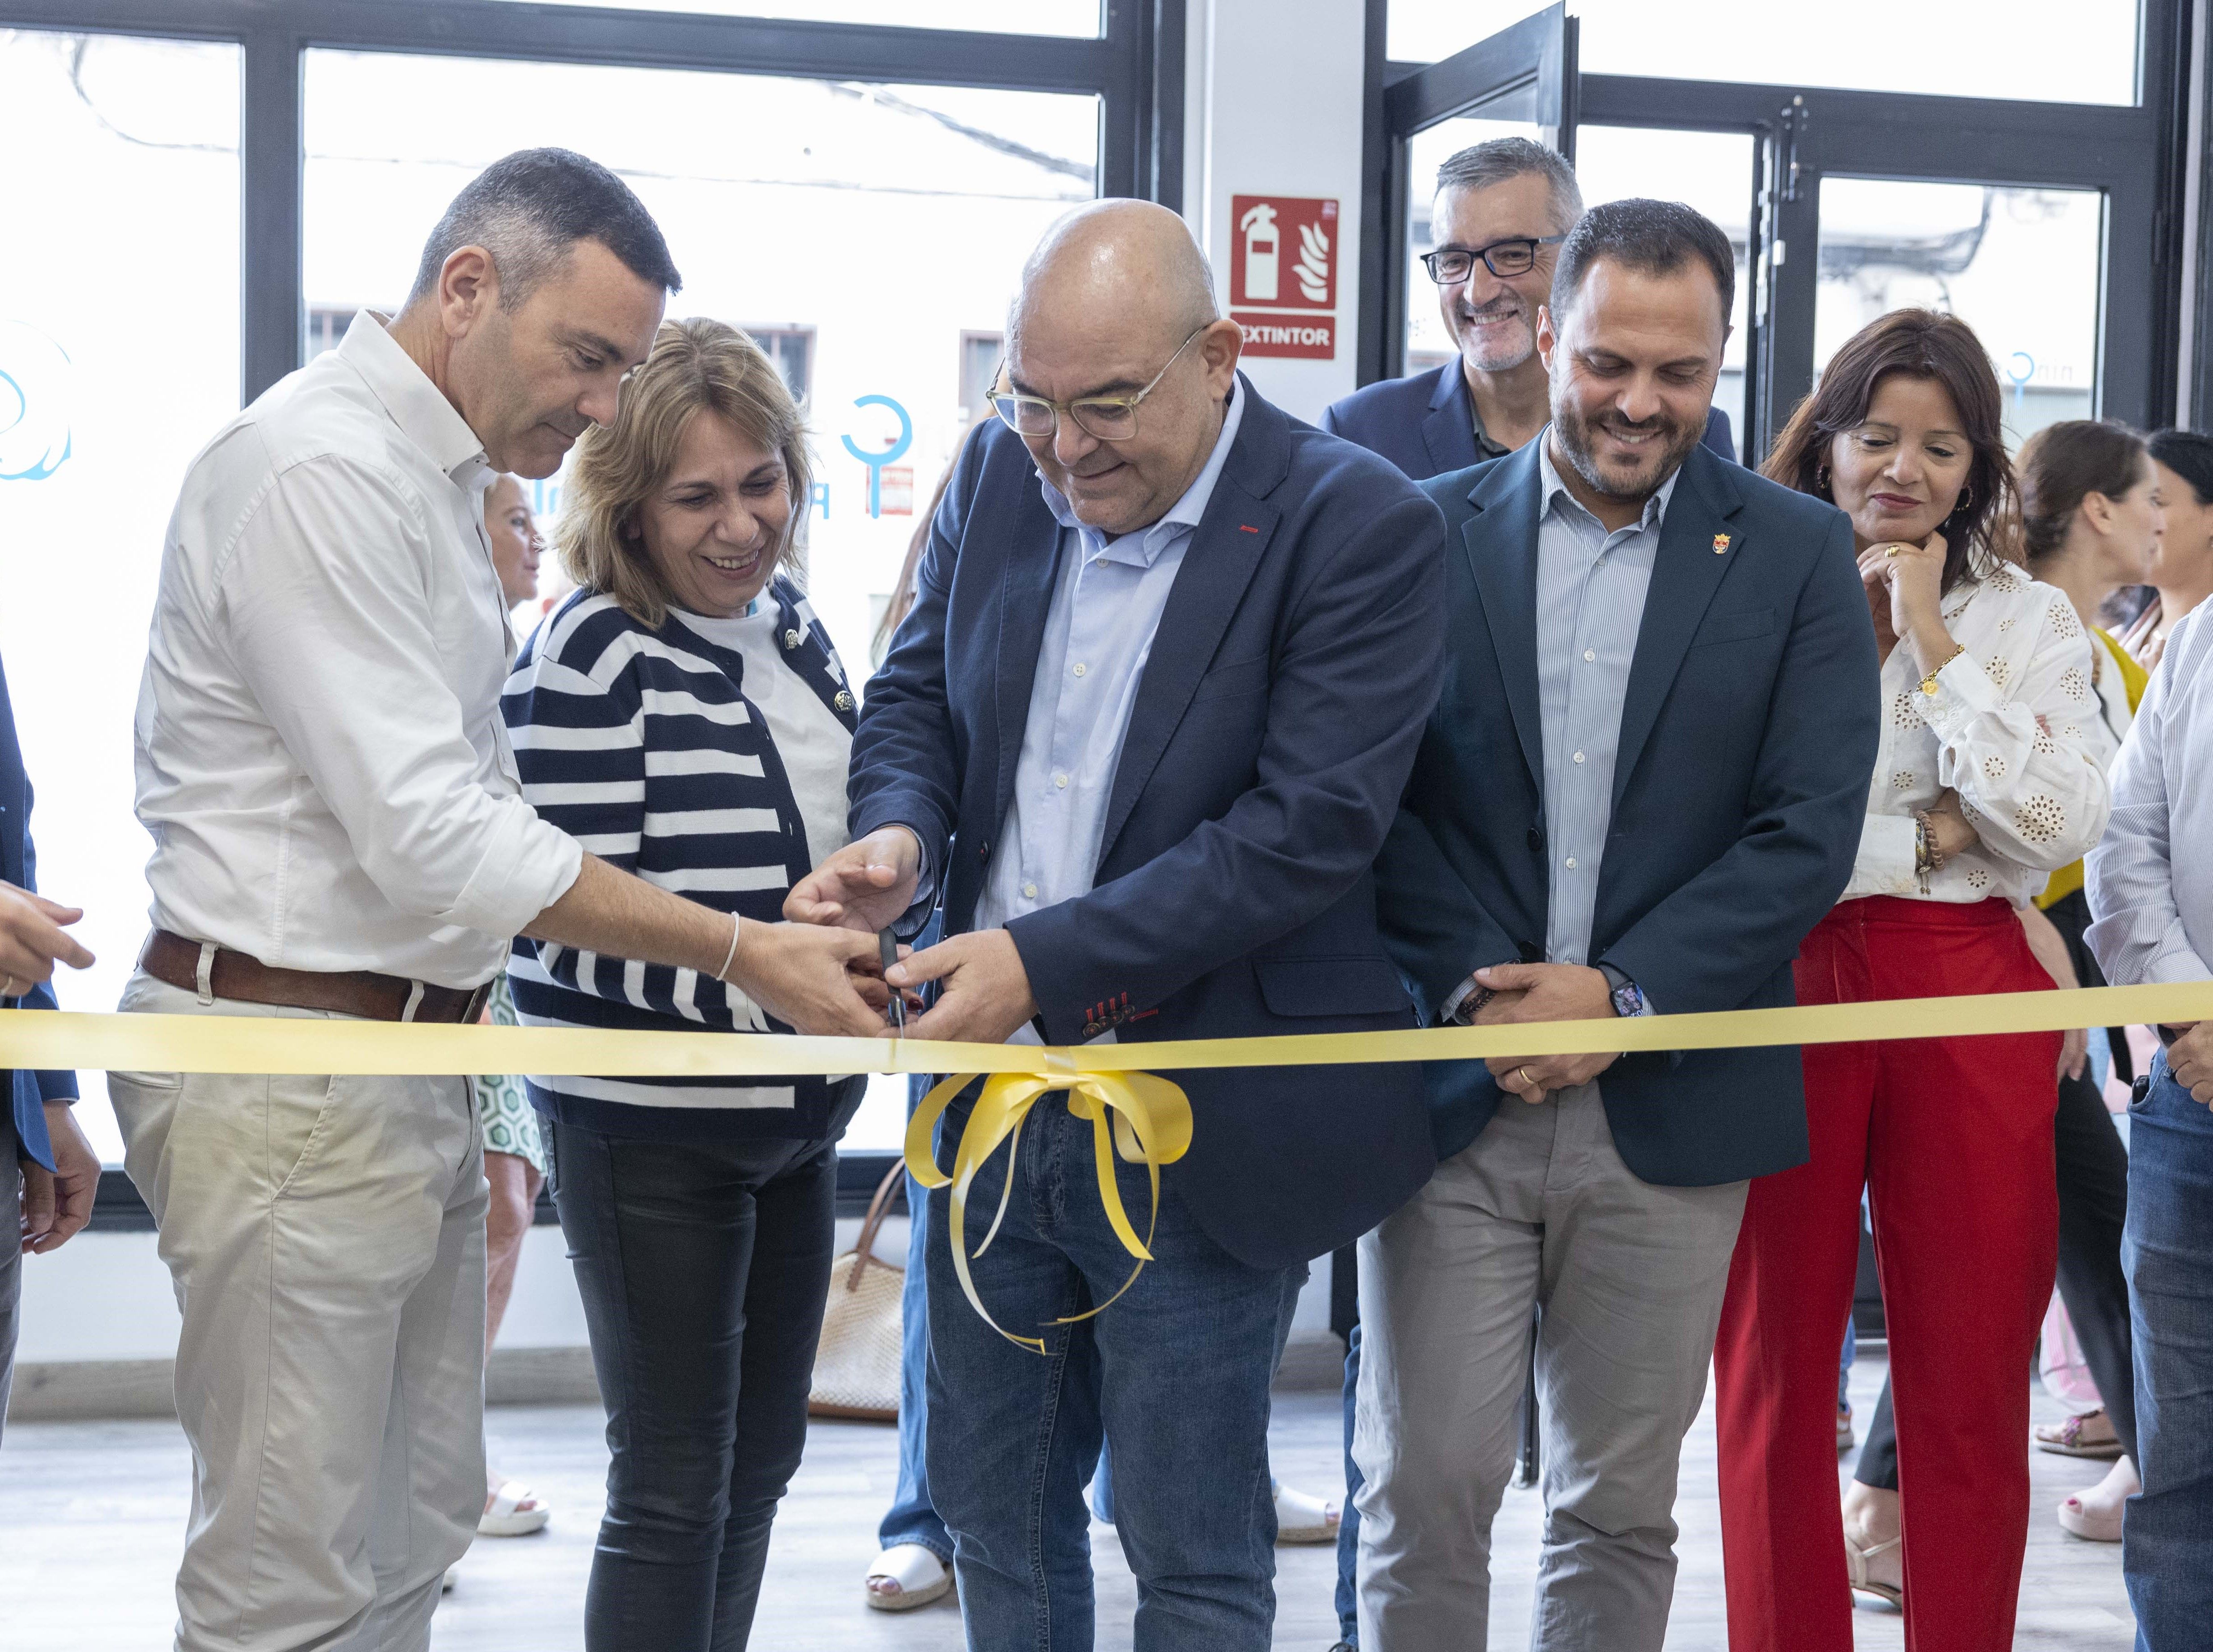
[
  {"left": 925, "top": 1091, "right": 1301, "bottom": 1652},
  {"left": 2124, "top": 1051, "right": 2213, "bottom": 1650},
  {"left": 879, "top": 1076, "right": 954, "bottom": 1562}
]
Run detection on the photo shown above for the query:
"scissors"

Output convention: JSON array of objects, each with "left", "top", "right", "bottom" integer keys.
[{"left": 879, "top": 928, "right": 905, "bottom": 1033}]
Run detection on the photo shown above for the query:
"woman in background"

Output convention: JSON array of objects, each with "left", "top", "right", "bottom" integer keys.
[
  {"left": 469, "top": 474, "right": 555, "bottom": 1542},
  {"left": 861, "top": 437, "right": 965, "bottom": 1614},
  {"left": 1712, "top": 310, "right": 2112, "bottom": 1652},
  {"left": 2115, "top": 429, "right": 2213, "bottom": 666}
]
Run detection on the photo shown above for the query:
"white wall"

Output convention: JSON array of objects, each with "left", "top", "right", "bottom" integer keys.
[{"left": 1185, "top": 0, "right": 1369, "bottom": 422}]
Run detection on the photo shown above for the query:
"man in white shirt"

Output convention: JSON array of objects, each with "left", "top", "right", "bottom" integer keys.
[
  {"left": 2087, "top": 600, "right": 2213, "bottom": 1651},
  {"left": 116, "top": 149, "right": 885, "bottom": 1652}
]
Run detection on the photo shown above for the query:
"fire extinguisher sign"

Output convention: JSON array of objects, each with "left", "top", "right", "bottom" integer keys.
[{"left": 1230, "top": 195, "right": 1338, "bottom": 360}]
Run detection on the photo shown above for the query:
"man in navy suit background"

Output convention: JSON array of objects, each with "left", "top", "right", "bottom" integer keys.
[
  {"left": 0, "top": 648, "right": 99, "bottom": 1439},
  {"left": 1322, "top": 136, "right": 1736, "bottom": 482},
  {"left": 1352, "top": 200, "right": 1878, "bottom": 1650},
  {"left": 789, "top": 200, "right": 1446, "bottom": 1650}
]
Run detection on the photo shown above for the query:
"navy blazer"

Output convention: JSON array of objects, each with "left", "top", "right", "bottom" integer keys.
[
  {"left": 1322, "top": 360, "right": 1737, "bottom": 481},
  {"left": 1376, "top": 441, "right": 1879, "bottom": 1185},
  {"left": 0, "top": 650, "right": 78, "bottom": 1170},
  {"left": 851, "top": 378, "right": 1448, "bottom": 1269}
]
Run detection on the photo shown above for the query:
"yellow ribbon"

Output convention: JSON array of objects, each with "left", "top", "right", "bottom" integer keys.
[
  {"left": 8, "top": 982, "right": 2210, "bottom": 1076},
  {"left": 903, "top": 1059, "right": 1193, "bottom": 1354},
  {"left": 7, "top": 978, "right": 2211, "bottom": 1350}
]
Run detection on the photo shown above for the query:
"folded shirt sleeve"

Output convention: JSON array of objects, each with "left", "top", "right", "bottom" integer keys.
[{"left": 1920, "top": 594, "right": 2114, "bottom": 875}]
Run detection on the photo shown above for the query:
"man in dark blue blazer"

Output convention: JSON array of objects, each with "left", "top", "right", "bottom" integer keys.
[
  {"left": 1349, "top": 201, "right": 1878, "bottom": 1651},
  {"left": 1317, "top": 138, "right": 1740, "bottom": 1652},
  {"left": 790, "top": 202, "right": 1446, "bottom": 1651},
  {"left": 0, "top": 648, "right": 98, "bottom": 1436},
  {"left": 1321, "top": 134, "right": 1737, "bottom": 485}
]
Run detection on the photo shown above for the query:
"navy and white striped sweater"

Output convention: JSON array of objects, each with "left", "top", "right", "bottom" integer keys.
[{"left": 500, "top": 576, "right": 861, "bottom": 1143}]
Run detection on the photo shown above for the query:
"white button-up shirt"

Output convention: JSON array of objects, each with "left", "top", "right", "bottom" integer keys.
[
  {"left": 1843, "top": 560, "right": 2112, "bottom": 905},
  {"left": 134, "top": 311, "right": 583, "bottom": 989},
  {"left": 2088, "top": 598, "right": 2213, "bottom": 986}
]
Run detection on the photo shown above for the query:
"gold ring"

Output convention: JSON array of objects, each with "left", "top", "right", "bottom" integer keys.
[
  {"left": 1883, "top": 543, "right": 1902, "bottom": 557},
  {"left": 1518, "top": 1065, "right": 1538, "bottom": 1089},
  {"left": 1, "top": 975, "right": 16, "bottom": 999}
]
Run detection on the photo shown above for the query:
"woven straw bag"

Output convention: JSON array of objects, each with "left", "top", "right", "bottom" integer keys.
[{"left": 808, "top": 1161, "right": 906, "bottom": 1421}]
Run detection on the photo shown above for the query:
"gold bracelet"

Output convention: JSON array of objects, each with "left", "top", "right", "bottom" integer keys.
[{"left": 1919, "top": 644, "right": 1968, "bottom": 697}]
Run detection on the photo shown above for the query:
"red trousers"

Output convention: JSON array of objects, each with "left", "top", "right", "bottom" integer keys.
[{"left": 1714, "top": 896, "right": 2059, "bottom": 1652}]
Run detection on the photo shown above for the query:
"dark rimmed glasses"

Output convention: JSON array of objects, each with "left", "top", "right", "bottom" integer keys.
[
  {"left": 1419, "top": 234, "right": 1568, "bottom": 285},
  {"left": 987, "top": 324, "right": 1208, "bottom": 443}
]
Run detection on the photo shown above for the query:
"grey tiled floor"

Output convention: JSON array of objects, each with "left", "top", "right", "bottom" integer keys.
[{"left": 0, "top": 1350, "right": 2135, "bottom": 1648}]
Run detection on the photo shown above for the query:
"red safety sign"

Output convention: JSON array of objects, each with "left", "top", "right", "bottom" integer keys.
[{"left": 1230, "top": 194, "right": 1338, "bottom": 359}]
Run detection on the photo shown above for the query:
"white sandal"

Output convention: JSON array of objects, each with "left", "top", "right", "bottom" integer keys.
[
  {"left": 478, "top": 1477, "right": 552, "bottom": 1537},
  {"left": 2058, "top": 1455, "right": 2137, "bottom": 1542},
  {"left": 1845, "top": 1530, "right": 1904, "bottom": 1608},
  {"left": 864, "top": 1543, "right": 953, "bottom": 1611},
  {"left": 1274, "top": 1481, "right": 1342, "bottom": 1545}
]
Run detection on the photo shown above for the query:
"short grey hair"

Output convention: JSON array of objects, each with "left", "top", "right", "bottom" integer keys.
[
  {"left": 1434, "top": 136, "right": 1583, "bottom": 235},
  {"left": 403, "top": 147, "right": 682, "bottom": 314}
]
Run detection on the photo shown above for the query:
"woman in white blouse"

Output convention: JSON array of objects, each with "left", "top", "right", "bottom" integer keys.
[{"left": 1712, "top": 310, "right": 2113, "bottom": 1652}]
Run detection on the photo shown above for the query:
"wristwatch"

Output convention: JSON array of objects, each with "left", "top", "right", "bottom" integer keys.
[{"left": 1597, "top": 961, "right": 1648, "bottom": 1019}]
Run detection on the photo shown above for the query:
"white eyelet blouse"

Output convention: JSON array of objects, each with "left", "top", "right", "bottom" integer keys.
[{"left": 1842, "top": 561, "right": 2116, "bottom": 906}]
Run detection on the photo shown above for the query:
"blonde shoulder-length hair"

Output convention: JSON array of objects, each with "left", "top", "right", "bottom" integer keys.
[{"left": 556, "top": 317, "right": 813, "bottom": 628}]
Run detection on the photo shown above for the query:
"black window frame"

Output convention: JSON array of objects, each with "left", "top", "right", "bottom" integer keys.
[
  {"left": 1362, "top": 0, "right": 2200, "bottom": 458},
  {"left": 2, "top": 0, "right": 1185, "bottom": 405}
]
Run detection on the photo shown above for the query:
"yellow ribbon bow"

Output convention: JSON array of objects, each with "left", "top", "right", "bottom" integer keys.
[{"left": 904, "top": 1058, "right": 1193, "bottom": 1355}]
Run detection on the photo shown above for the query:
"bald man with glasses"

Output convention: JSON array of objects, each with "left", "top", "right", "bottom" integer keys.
[{"left": 788, "top": 199, "right": 1448, "bottom": 1652}]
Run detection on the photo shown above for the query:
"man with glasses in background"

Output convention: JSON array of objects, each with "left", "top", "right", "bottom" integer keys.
[
  {"left": 787, "top": 199, "right": 1447, "bottom": 1651},
  {"left": 1323, "top": 136, "right": 1735, "bottom": 478}
]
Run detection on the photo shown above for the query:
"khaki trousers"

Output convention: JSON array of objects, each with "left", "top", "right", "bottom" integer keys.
[
  {"left": 1353, "top": 1083, "right": 1747, "bottom": 1652},
  {"left": 111, "top": 970, "right": 487, "bottom": 1652}
]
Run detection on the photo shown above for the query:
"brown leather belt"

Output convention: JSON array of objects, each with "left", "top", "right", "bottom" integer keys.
[{"left": 140, "top": 930, "right": 493, "bottom": 1025}]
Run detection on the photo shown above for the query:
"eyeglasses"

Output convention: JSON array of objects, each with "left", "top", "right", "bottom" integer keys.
[
  {"left": 988, "top": 325, "right": 1208, "bottom": 443},
  {"left": 1420, "top": 235, "right": 1568, "bottom": 285}
]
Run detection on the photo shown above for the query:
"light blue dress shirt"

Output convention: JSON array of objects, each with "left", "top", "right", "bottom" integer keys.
[
  {"left": 1533, "top": 438, "right": 1675, "bottom": 984},
  {"left": 972, "top": 385, "right": 1246, "bottom": 1043},
  {"left": 2088, "top": 598, "right": 2213, "bottom": 989}
]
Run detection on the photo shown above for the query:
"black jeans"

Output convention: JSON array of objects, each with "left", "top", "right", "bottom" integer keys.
[
  {"left": 549, "top": 1120, "right": 838, "bottom": 1651},
  {"left": 1857, "top": 889, "right": 2136, "bottom": 1487}
]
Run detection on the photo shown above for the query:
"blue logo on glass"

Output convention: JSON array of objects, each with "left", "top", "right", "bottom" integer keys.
[
  {"left": 840, "top": 394, "right": 912, "bottom": 519},
  {"left": 0, "top": 321, "right": 73, "bottom": 482}
]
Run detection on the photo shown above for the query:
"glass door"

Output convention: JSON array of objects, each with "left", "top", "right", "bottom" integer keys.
[
  {"left": 1371, "top": 2, "right": 1576, "bottom": 384},
  {"left": 1373, "top": 1, "right": 2179, "bottom": 457}
]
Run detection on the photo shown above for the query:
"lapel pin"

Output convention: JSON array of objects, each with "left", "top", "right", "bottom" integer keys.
[{"left": 1713, "top": 533, "right": 1732, "bottom": 555}]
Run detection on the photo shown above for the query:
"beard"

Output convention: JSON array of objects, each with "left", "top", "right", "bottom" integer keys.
[
  {"left": 1449, "top": 297, "right": 1537, "bottom": 374},
  {"left": 1551, "top": 396, "right": 1704, "bottom": 505}
]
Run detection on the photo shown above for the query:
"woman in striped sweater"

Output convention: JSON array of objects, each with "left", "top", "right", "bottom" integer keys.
[{"left": 500, "top": 317, "right": 885, "bottom": 1651}]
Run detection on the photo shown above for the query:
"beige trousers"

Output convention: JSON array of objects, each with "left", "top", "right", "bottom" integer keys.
[
  {"left": 1353, "top": 1083, "right": 1747, "bottom": 1652},
  {"left": 111, "top": 970, "right": 487, "bottom": 1652}
]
